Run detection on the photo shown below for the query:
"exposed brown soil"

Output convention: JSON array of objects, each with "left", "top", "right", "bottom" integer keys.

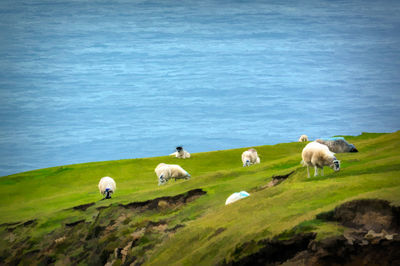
[
  {"left": 3, "top": 219, "right": 37, "bottom": 232},
  {"left": 251, "top": 171, "right": 294, "bottom": 192},
  {"left": 72, "top": 202, "right": 95, "bottom": 211},
  {"left": 224, "top": 233, "right": 316, "bottom": 266},
  {"left": 225, "top": 199, "right": 400, "bottom": 266},
  {"left": 118, "top": 188, "right": 206, "bottom": 211},
  {"left": 0, "top": 221, "right": 21, "bottom": 227},
  {"left": 285, "top": 234, "right": 400, "bottom": 266},
  {"left": 166, "top": 224, "right": 185, "bottom": 232},
  {"left": 22, "top": 220, "right": 36, "bottom": 226},
  {"left": 208, "top": 227, "right": 227, "bottom": 240},
  {"left": 69, "top": 191, "right": 202, "bottom": 213},
  {"left": 65, "top": 219, "right": 85, "bottom": 227},
  {"left": 316, "top": 199, "right": 400, "bottom": 232}
]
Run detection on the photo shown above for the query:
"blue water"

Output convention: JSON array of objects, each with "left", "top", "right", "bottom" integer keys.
[{"left": 1, "top": 0, "right": 400, "bottom": 176}]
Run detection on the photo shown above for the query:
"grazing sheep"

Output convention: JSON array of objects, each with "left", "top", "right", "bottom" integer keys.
[
  {"left": 155, "top": 163, "right": 191, "bottom": 185},
  {"left": 170, "top": 146, "right": 191, "bottom": 159},
  {"left": 241, "top": 148, "right": 260, "bottom": 167},
  {"left": 301, "top": 142, "right": 340, "bottom": 178},
  {"left": 98, "top": 176, "right": 116, "bottom": 199},
  {"left": 315, "top": 137, "right": 358, "bottom": 153},
  {"left": 298, "top": 135, "right": 309, "bottom": 142}
]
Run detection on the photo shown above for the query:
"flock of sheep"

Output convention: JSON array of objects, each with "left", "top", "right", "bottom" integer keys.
[{"left": 98, "top": 138, "right": 358, "bottom": 199}]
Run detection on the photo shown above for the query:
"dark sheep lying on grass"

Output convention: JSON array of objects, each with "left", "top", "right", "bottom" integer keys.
[{"left": 316, "top": 137, "right": 358, "bottom": 153}]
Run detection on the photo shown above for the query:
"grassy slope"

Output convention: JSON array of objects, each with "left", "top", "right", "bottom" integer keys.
[{"left": 0, "top": 131, "right": 399, "bottom": 265}]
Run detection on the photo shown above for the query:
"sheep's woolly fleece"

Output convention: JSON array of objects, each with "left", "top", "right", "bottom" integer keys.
[
  {"left": 98, "top": 176, "right": 116, "bottom": 198},
  {"left": 241, "top": 148, "right": 260, "bottom": 167},
  {"left": 155, "top": 163, "right": 191, "bottom": 185}
]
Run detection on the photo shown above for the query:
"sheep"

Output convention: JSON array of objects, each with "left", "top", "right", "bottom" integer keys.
[
  {"left": 169, "top": 146, "right": 191, "bottom": 159},
  {"left": 298, "top": 135, "right": 309, "bottom": 142},
  {"left": 98, "top": 176, "right": 116, "bottom": 199},
  {"left": 301, "top": 142, "right": 340, "bottom": 178},
  {"left": 241, "top": 148, "right": 260, "bottom": 167},
  {"left": 315, "top": 137, "right": 358, "bottom": 153},
  {"left": 155, "top": 163, "right": 191, "bottom": 185}
]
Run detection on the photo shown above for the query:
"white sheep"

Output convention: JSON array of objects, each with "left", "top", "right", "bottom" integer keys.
[
  {"left": 169, "top": 146, "right": 191, "bottom": 159},
  {"left": 301, "top": 142, "right": 340, "bottom": 178},
  {"left": 241, "top": 148, "right": 260, "bottom": 167},
  {"left": 155, "top": 163, "right": 191, "bottom": 185},
  {"left": 298, "top": 135, "right": 309, "bottom": 142},
  {"left": 98, "top": 176, "right": 116, "bottom": 199}
]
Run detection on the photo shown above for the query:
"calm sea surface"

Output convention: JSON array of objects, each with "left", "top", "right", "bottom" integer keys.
[{"left": 1, "top": 0, "right": 400, "bottom": 176}]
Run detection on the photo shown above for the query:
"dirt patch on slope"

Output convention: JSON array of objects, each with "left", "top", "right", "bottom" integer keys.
[
  {"left": 317, "top": 198, "right": 400, "bottom": 232},
  {"left": 72, "top": 202, "right": 95, "bottom": 211},
  {"left": 224, "top": 233, "right": 316, "bottom": 265},
  {"left": 65, "top": 220, "right": 85, "bottom": 227},
  {"left": 118, "top": 188, "right": 206, "bottom": 212},
  {"left": 225, "top": 199, "right": 400, "bottom": 266},
  {"left": 208, "top": 227, "right": 227, "bottom": 240},
  {"left": 1, "top": 219, "right": 37, "bottom": 232},
  {"left": 286, "top": 233, "right": 400, "bottom": 266},
  {"left": 0, "top": 221, "right": 21, "bottom": 227},
  {"left": 251, "top": 171, "right": 294, "bottom": 192}
]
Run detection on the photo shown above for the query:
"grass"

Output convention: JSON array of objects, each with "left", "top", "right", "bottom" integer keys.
[{"left": 0, "top": 130, "right": 399, "bottom": 265}]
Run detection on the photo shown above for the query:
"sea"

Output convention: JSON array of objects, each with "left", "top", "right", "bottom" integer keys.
[{"left": 1, "top": 0, "right": 400, "bottom": 176}]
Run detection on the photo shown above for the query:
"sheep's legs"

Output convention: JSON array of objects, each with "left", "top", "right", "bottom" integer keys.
[
  {"left": 105, "top": 191, "right": 111, "bottom": 199},
  {"left": 307, "top": 166, "right": 310, "bottom": 178},
  {"left": 314, "top": 167, "right": 318, "bottom": 177}
]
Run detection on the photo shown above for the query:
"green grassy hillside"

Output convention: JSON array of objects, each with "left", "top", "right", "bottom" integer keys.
[{"left": 0, "top": 131, "right": 399, "bottom": 265}]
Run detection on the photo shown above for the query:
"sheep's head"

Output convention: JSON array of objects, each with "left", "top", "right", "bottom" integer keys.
[
  {"left": 176, "top": 146, "right": 183, "bottom": 152},
  {"left": 105, "top": 188, "right": 113, "bottom": 199},
  {"left": 243, "top": 160, "right": 250, "bottom": 167},
  {"left": 185, "top": 173, "right": 191, "bottom": 180},
  {"left": 158, "top": 175, "right": 167, "bottom": 185},
  {"left": 349, "top": 144, "right": 358, "bottom": 152},
  {"left": 331, "top": 159, "right": 340, "bottom": 172}
]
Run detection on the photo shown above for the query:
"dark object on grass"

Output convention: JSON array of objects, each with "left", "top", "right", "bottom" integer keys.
[{"left": 316, "top": 138, "right": 358, "bottom": 153}]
